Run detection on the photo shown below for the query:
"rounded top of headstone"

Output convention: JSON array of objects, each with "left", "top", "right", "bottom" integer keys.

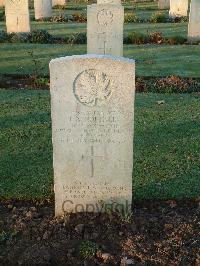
[{"left": 50, "top": 54, "right": 135, "bottom": 66}]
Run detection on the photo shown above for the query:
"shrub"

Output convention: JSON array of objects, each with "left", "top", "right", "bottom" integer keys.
[
  {"left": 79, "top": 241, "right": 99, "bottom": 259},
  {"left": 151, "top": 12, "right": 167, "bottom": 23},
  {"left": 9, "top": 33, "right": 30, "bottom": 43},
  {"left": 124, "top": 13, "right": 138, "bottom": 23},
  {"left": 0, "top": 30, "right": 9, "bottom": 43},
  {"left": 50, "top": 14, "right": 72, "bottom": 22},
  {"left": 155, "top": 76, "right": 192, "bottom": 93},
  {"left": 149, "top": 31, "right": 164, "bottom": 44},
  {"left": 29, "top": 30, "right": 53, "bottom": 44},
  {"left": 124, "top": 31, "right": 149, "bottom": 44},
  {"left": 0, "top": 10, "right": 5, "bottom": 21},
  {"left": 169, "top": 16, "right": 188, "bottom": 23},
  {"left": 168, "top": 35, "right": 187, "bottom": 45},
  {"left": 67, "top": 32, "right": 86, "bottom": 44},
  {"left": 72, "top": 13, "right": 87, "bottom": 22},
  {"left": 144, "top": 76, "right": 199, "bottom": 93},
  {"left": 52, "top": 4, "right": 66, "bottom": 10}
]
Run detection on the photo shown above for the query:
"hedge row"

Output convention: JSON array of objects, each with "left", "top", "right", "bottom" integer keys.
[{"left": 0, "top": 30, "right": 197, "bottom": 45}]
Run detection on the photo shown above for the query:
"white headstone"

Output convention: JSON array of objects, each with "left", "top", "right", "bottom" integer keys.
[
  {"left": 0, "top": 0, "right": 5, "bottom": 7},
  {"left": 158, "top": 0, "right": 170, "bottom": 9},
  {"left": 188, "top": 0, "right": 200, "bottom": 42},
  {"left": 34, "top": 0, "right": 52, "bottom": 20},
  {"left": 52, "top": 0, "right": 66, "bottom": 6},
  {"left": 87, "top": 4, "right": 124, "bottom": 56},
  {"left": 50, "top": 54, "right": 135, "bottom": 216},
  {"left": 169, "top": 0, "right": 189, "bottom": 17},
  {"left": 5, "top": 0, "right": 30, "bottom": 33}
]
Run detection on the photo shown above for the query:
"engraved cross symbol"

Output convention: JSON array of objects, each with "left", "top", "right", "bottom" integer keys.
[
  {"left": 82, "top": 146, "right": 104, "bottom": 178},
  {"left": 98, "top": 32, "right": 107, "bottom": 55},
  {"left": 103, "top": 40, "right": 107, "bottom": 54},
  {"left": 99, "top": 40, "right": 108, "bottom": 54}
]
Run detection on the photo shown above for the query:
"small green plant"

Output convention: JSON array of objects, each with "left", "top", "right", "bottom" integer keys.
[
  {"left": 0, "top": 230, "right": 17, "bottom": 244},
  {"left": 52, "top": 4, "right": 66, "bottom": 10},
  {"left": 169, "top": 16, "right": 188, "bottom": 23},
  {"left": 10, "top": 32, "right": 30, "bottom": 43},
  {"left": 168, "top": 35, "right": 187, "bottom": 45},
  {"left": 72, "top": 13, "right": 87, "bottom": 22},
  {"left": 67, "top": 32, "right": 87, "bottom": 45},
  {"left": 0, "top": 10, "right": 5, "bottom": 21},
  {"left": 0, "top": 30, "right": 9, "bottom": 43},
  {"left": 35, "top": 77, "right": 49, "bottom": 88},
  {"left": 79, "top": 241, "right": 99, "bottom": 259},
  {"left": 118, "top": 211, "right": 133, "bottom": 224},
  {"left": 28, "top": 51, "right": 46, "bottom": 88},
  {"left": 29, "top": 30, "right": 53, "bottom": 44},
  {"left": 151, "top": 12, "right": 167, "bottom": 23},
  {"left": 50, "top": 14, "right": 71, "bottom": 22},
  {"left": 124, "top": 13, "right": 138, "bottom": 23},
  {"left": 149, "top": 31, "right": 164, "bottom": 44},
  {"left": 124, "top": 31, "right": 149, "bottom": 44}
]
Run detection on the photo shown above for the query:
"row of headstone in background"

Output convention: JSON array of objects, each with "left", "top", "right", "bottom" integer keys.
[
  {"left": 4, "top": 0, "right": 73, "bottom": 33},
  {"left": 52, "top": 0, "right": 66, "bottom": 6},
  {"left": 188, "top": 0, "right": 200, "bottom": 42},
  {"left": 0, "top": 0, "right": 66, "bottom": 7},
  {"left": 34, "top": 0, "right": 52, "bottom": 20},
  {"left": 5, "top": 0, "right": 30, "bottom": 33},
  {"left": 158, "top": 0, "right": 188, "bottom": 17},
  {"left": 169, "top": 0, "right": 189, "bottom": 17},
  {"left": 4, "top": 0, "right": 200, "bottom": 42},
  {"left": 157, "top": 0, "right": 200, "bottom": 43},
  {"left": 87, "top": 0, "right": 124, "bottom": 56},
  {"left": 5, "top": 0, "right": 67, "bottom": 33},
  {"left": 158, "top": 0, "right": 169, "bottom": 10}
]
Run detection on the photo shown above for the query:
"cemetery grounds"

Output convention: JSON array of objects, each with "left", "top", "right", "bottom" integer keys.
[{"left": 0, "top": 1, "right": 200, "bottom": 265}]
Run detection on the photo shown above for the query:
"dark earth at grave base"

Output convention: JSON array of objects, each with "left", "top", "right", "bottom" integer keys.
[{"left": 0, "top": 200, "right": 199, "bottom": 266}]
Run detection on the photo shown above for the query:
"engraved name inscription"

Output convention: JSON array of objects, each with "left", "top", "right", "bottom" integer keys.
[{"left": 54, "top": 110, "right": 125, "bottom": 145}]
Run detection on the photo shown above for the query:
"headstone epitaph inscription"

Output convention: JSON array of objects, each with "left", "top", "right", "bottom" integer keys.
[
  {"left": 5, "top": 0, "right": 30, "bottom": 33},
  {"left": 50, "top": 55, "right": 135, "bottom": 216}
]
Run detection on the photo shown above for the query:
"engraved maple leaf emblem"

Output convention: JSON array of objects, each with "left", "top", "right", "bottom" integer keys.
[{"left": 73, "top": 69, "right": 112, "bottom": 107}]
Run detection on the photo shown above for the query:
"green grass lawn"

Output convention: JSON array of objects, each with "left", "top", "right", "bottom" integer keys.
[
  {"left": 0, "top": 1, "right": 199, "bottom": 202},
  {"left": 0, "top": 43, "right": 199, "bottom": 77},
  {"left": 0, "top": 89, "right": 199, "bottom": 200}
]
